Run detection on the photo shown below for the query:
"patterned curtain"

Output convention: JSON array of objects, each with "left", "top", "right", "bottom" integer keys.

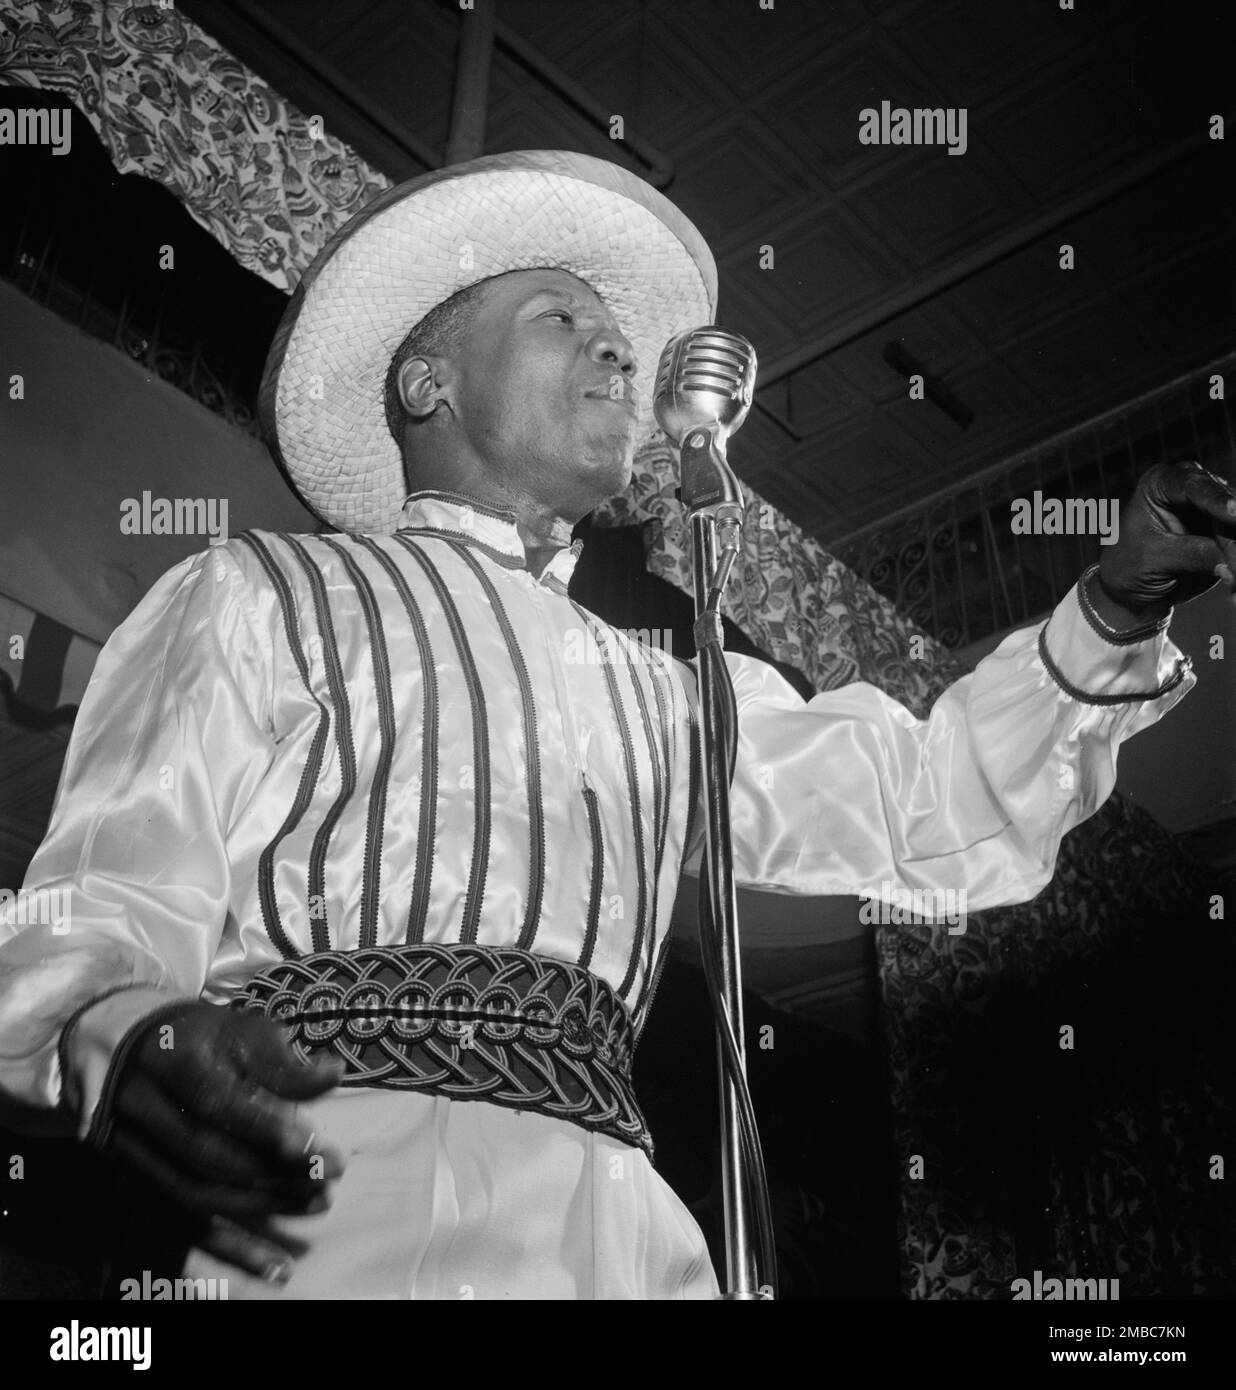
[{"left": 4, "top": 1, "right": 1231, "bottom": 1298}]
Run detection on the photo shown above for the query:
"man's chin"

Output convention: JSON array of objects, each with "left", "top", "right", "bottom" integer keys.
[{"left": 578, "top": 450, "right": 634, "bottom": 506}]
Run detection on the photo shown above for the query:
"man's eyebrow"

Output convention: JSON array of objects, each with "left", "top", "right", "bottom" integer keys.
[{"left": 520, "top": 286, "right": 591, "bottom": 310}]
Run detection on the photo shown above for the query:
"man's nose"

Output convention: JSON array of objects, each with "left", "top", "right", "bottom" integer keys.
[{"left": 588, "top": 326, "right": 638, "bottom": 379}]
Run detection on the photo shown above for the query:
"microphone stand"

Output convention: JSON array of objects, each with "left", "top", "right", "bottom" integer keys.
[{"left": 680, "top": 425, "right": 773, "bottom": 1300}]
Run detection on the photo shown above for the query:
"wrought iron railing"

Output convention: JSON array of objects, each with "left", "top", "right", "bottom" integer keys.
[
  {"left": 5, "top": 246, "right": 262, "bottom": 438},
  {"left": 832, "top": 353, "right": 1236, "bottom": 652},
  {"left": 0, "top": 147, "right": 267, "bottom": 437}
]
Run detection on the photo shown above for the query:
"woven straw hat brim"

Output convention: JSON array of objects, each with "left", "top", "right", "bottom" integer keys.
[{"left": 259, "top": 150, "right": 718, "bottom": 536}]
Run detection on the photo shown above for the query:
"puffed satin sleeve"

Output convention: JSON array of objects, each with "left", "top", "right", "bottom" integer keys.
[
  {"left": 0, "top": 545, "right": 274, "bottom": 1137},
  {"left": 678, "top": 583, "right": 1194, "bottom": 911}
]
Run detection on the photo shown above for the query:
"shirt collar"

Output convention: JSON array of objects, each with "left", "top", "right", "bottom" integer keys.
[{"left": 396, "top": 489, "right": 583, "bottom": 588}]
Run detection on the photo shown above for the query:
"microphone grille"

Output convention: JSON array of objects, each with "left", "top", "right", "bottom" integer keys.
[{"left": 655, "top": 328, "right": 754, "bottom": 405}]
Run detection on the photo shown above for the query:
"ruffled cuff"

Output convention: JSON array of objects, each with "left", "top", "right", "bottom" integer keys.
[{"left": 1039, "top": 582, "right": 1194, "bottom": 705}]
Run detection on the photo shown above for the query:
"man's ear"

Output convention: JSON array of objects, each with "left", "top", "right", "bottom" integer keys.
[{"left": 395, "top": 354, "right": 456, "bottom": 420}]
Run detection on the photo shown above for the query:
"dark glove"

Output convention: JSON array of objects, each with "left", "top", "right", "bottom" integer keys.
[
  {"left": 104, "top": 1002, "right": 346, "bottom": 1285},
  {"left": 1097, "top": 460, "right": 1236, "bottom": 622}
]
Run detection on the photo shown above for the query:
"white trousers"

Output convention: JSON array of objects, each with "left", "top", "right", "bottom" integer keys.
[{"left": 182, "top": 1086, "right": 720, "bottom": 1300}]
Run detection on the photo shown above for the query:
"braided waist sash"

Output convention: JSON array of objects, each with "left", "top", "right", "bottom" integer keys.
[{"left": 232, "top": 945, "right": 652, "bottom": 1156}]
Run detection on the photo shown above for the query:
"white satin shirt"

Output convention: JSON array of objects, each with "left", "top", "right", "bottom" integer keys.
[{"left": 0, "top": 491, "right": 1193, "bottom": 1135}]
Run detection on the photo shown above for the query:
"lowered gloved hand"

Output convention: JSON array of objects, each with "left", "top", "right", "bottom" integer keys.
[
  {"left": 1095, "top": 460, "right": 1236, "bottom": 626},
  {"left": 102, "top": 1003, "right": 346, "bottom": 1286}
]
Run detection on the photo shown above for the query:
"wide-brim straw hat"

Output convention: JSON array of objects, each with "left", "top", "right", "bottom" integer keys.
[{"left": 258, "top": 149, "right": 718, "bottom": 536}]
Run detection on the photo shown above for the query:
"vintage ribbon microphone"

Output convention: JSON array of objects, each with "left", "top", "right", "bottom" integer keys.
[{"left": 653, "top": 328, "right": 776, "bottom": 1299}]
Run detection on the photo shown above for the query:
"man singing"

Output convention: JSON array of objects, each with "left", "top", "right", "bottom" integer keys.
[{"left": 0, "top": 150, "right": 1231, "bottom": 1299}]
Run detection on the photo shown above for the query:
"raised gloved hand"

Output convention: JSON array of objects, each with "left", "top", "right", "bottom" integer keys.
[
  {"left": 1095, "top": 460, "right": 1236, "bottom": 626},
  {"left": 104, "top": 1002, "right": 346, "bottom": 1286}
]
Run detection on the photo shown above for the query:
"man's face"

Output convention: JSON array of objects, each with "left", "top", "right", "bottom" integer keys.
[{"left": 445, "top": 268, "right": 641, "bottom": 520}]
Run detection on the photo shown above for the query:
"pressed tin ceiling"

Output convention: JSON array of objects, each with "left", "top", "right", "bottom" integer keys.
[{"left": 179, "top": 0, "right": 1234, "bottom": 546}]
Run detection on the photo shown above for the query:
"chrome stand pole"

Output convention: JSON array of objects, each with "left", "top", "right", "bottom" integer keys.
[{"left": 691, "top": 510, "right": 760, "bottom": 1298}]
